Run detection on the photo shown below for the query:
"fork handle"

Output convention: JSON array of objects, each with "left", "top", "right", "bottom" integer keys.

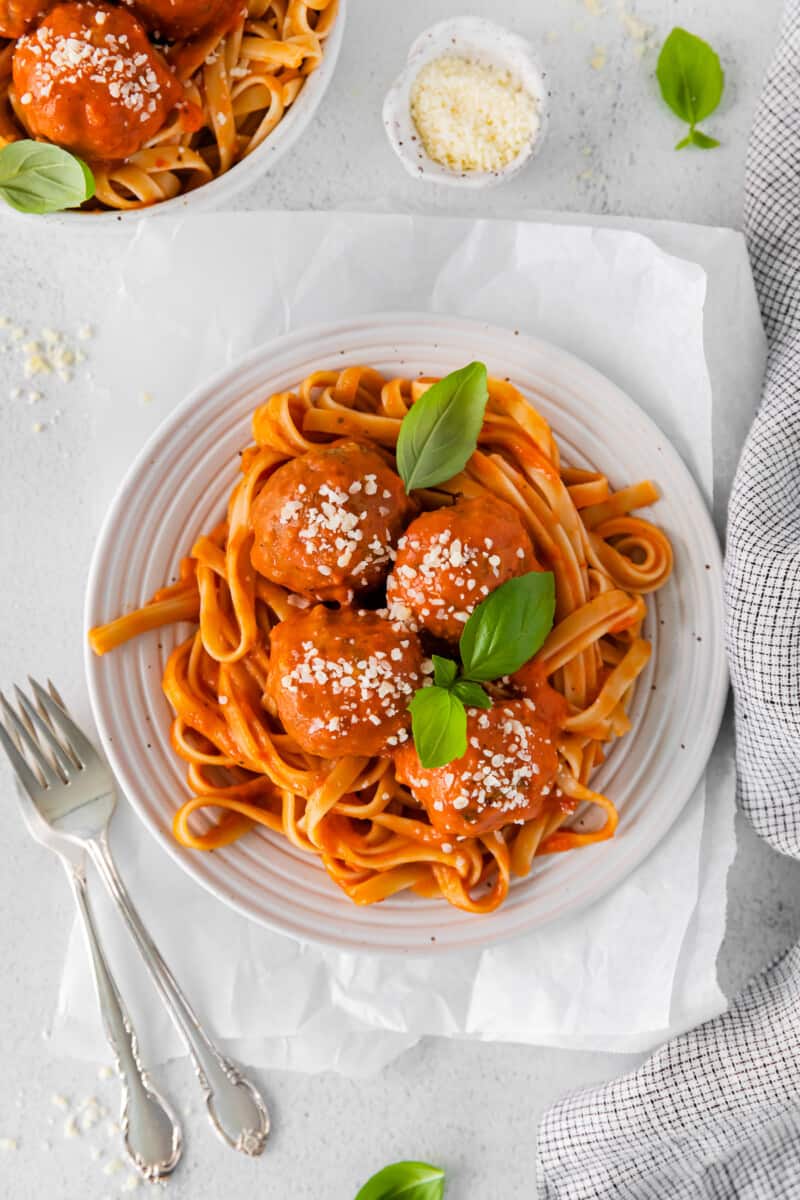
[
  {"left": 67, "top": 862, "right": 182, "bottom": 1179},
  {"left": 86, "top": 834, "right": 270, "bottom": 1156}
]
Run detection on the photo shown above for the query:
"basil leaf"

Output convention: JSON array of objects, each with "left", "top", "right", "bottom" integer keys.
[
  {"left": 354, "top": 1161, "right": 446, "bottom": 1200},
  {"left": 432, "top": 655, "right": 458, "bottom": 688},
  {"left": 656, "top": 28, "right": 723, "bottom": 150},
  {"left": 677, "top": 128, "right": 720, "bottom": 150},
  {"left": 451, "top": 679, "right": 491, "bottom": 709},
  {"left": 409, "top": 687, "right": 467, "bottom": 769},
  {"left": 0, "top": 140, "right": 95, "bottom": 215},
  {"left": 396, "top": 362, "right": 488, "bottom": 493},
  {"left": 460, "top": 571, "right": 555, "bottom": 682}
]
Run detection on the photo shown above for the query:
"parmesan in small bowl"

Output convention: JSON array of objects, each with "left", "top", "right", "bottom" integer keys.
[{"left": 383, "top": 17, "right": 548, "bottom": 188}]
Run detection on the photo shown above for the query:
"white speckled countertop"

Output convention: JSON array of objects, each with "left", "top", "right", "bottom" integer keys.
[{"left": 2, "top": 2, "right": 800, "bottom": 1198}]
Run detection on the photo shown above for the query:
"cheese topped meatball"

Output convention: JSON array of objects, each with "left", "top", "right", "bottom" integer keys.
[
  {"left": 12, "top": 3, "right": 181, "bottom": 161},
  {"left": 0, "top": 0, "right": 49, "bottom": 40},
  {"left": 386, "top": 495, "right": 539, "bottom": 642},
  {"left": 267, "top": 606, "right": 424, "bottom": 759},
  {"left": 251, "top": 440, "right": 413, "bottom": 603},
  {"left": 121, "top": 0, "right": 244, "bottom": 41},
  {"left": 394, "top": 699, "right": 561, "bottom": 837},
  {"left": 13, "top": 1, "right": 181, "bottom": 162}
]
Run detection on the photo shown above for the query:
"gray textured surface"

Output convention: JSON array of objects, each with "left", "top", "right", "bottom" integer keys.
[{"left": 1, "top": 2, "right": 800, "bottom": 1198}]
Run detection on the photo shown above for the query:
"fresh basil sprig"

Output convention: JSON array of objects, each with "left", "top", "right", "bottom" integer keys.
[
  {"left": 460, "top": 571, "right": 556, "bottom": 681},
  {"left": 656, "top": 28, "right": 724, "bottom": 150},
  {"left": 396, "top": 361, "right": 489, "bottom": 493},
  {"left": 354, "top": 1161, "right": 445, "bottom": 1200},
  {"left": 0, "top": 140, "right": 95, "bottom": 214},
  {"left": 409, "top": 571, "right": 556, "bottom": 769},
  {"left": 409, "top": 687, "right": 467, "bottom": 770}
]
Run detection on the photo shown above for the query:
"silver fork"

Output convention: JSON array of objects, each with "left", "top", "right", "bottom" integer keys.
[
  {"left": 0, "top": 681, "right": 181, "bottom": 1181},
  {"left": 0, "top": 679, "right": 270, "bottom": 1161}
]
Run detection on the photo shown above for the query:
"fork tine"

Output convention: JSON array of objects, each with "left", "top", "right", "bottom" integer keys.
[
  {"left": 0, "top": 693, "right": 60, "bottom": 789},
  {"left": 0, "top": 717, "right": 42, "bottom": 797},
  {"left": 28, "top": 678, "right": 96, "bottom": 768},
  {"left": 15, "top": 686, "right": 74, "bottom": 780},
  {"left": 47, "top": 679, "right": 68, "bottom": 709},
  {"left": 29, "top": 677, "right": 81, "bottom": 769}
]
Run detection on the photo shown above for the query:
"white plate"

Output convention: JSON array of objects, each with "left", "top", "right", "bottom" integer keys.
[{"left": 84, "top": 314, "right": 727, "bottom": 954}]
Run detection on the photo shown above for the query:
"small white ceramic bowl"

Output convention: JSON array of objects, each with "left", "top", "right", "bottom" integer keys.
[
  {"left": 0, "top": 0, "right": 346, "bottom": 228},
  {"left": 383, "top": 16, "right": 548, "bottom": 189}
]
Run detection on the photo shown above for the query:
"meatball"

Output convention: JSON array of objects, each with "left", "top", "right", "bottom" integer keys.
[
  {"left": 387, "top": 495, "right": 539, "bottom": 642},
  {"left": 395, "top": 699, "right": 560, "bottom": 838},
  {"left": 120, "top": 0, "right": 244, "bottom": 41},
  {"left": 0, "top": 0, "right": 49, "bottom": 40},
  {"left": 13, "top": 3, "right": 181, "bottom": 162},
  {"left": 251, "top": 441, "right": 413, "bottom": 604},
  {"left": 267, "top": 606, "right": 424, "bottom": 759}
]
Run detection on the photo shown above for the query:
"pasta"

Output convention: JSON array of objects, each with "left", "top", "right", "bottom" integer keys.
[
  {"left": 0, "top": 0, "right": 337, "bottom": 210},
  {"left": 89, "top": 365, "right": 674, "bottom": 914}
]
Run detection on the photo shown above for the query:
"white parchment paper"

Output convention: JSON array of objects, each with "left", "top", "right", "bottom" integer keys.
[{"left": 52, "top": 212, "right": 762, "bottom": 1074}]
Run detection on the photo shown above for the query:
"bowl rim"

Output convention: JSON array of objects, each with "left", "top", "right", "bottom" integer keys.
[{"left": 0, "top": 0, "right": 347, "bottom": 230}]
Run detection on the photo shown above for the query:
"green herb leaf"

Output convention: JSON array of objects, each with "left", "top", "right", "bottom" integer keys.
[
  {"left": 0, "top": 140, "right": 95, "bottom": 214},
  {"left": 677, "top": 128, "right": 720, "bottom": 150},
  {"left": 396, "top": 362, "right": 488, "bottom": 493},
  {"left": 432, "top": 655, "right": 458, "bottom": 688},
  {"left": 409, "top": 687, "right": 467, "bottom": 769},
  {"left": 354, "top": 1160, "right": 446, "bottom": 1200},
  {"left": 656, "top": 28, "right": 724, "bottom": 150},
  {"left": 460, "top": 571, "right": 555, "bottom": 682},
  {"left": 451, "top": 679, "right": 492, "bottom": 709}
]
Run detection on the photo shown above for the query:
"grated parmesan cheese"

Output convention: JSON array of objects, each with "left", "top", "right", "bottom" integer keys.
[{"left": 409, "top": 55, "right": 538, "bottom": 174}]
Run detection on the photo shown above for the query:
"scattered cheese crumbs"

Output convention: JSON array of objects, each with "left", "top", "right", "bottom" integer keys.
[
  {"left": 28, "top": 389, "right": 42, "bottom": 403},
  {"left": 78, "top": 1097, "right": 106, "bottom": 1131},
  {"left": 0, "top": 1138, "right": 18, "bottom": 1152},
  {"left": 590, "top": 45, "right": 607, "bottom": 70},
  {"left": 106, "top": 1121, "right": 121, "bottom": 1137},
  {"left": 410, "top": 55, "right": 539, "bottom": 174},
  {"left": 618, "top": 3, "right": 652, "bottom": 44},
  {"left": 51, "top": 1094, "right": 69, "bottom": 1109},
  {"left": 103, "top": 1157, "right": 125, "bottom": 1175},
  {"left": 141, "top": 391, "right": 154, "bottom": 404},
  {"left": 32, "top": 421, "right": 45, "bottom": 433},
  {"left": 97, "top": 1065, "right": 114, "bottom": 1080},
  {"left": 121, "top": 1175, "right": 140, "bottom": 1192},
  {"left": 77, "top": 324, "right": 93, "bottom": 340},
  {"left": 63, "top": 1116, "right": 80, "bottom": 1139}
]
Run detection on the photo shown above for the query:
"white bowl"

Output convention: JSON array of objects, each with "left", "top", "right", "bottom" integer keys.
[
  {"left": 0, "top": 0, "right": 346, "bottom": 229},
  {"left": 383, "top": 16, "right": 549, "bottom": 189}
]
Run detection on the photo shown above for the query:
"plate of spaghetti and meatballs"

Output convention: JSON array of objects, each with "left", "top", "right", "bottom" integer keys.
[
  {"left": 85, "top": 314, "right": 727, "bottom": 953},
  {"left": 0, "top": 0, "right": 342, "bottom": 214}
]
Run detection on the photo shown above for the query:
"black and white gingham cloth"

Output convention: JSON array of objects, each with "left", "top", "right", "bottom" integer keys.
[{"left": 538, "top": 5, "right": 800, "bottom": 1195}]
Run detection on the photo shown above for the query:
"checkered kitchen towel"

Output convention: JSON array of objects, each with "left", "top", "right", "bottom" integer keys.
[{"left": 537, "top": 6, "right": 800, "bottom": 1197}]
